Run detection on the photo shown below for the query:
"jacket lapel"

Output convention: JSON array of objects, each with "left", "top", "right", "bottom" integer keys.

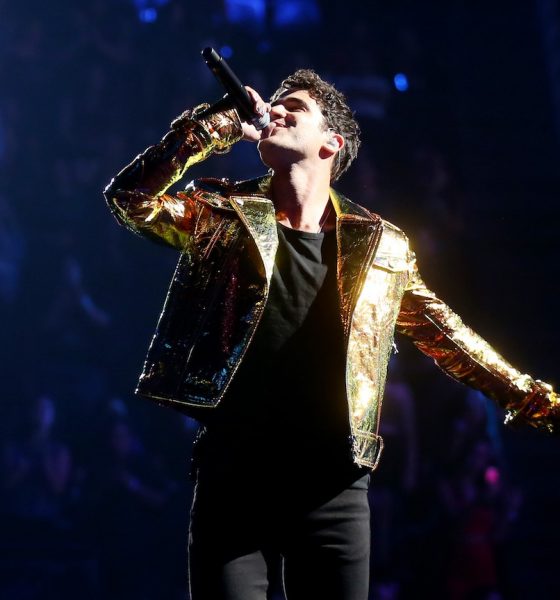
[
  {"left": 229, "top": 177, "right": 278, "bottom": 283},
  {"left": 330, "top": 188, "right": 383, "bottom": 338}
]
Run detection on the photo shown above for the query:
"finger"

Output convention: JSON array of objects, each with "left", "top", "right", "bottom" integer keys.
[
  {"left": 241, "top": 121, "right": 262, "bottom": 143},
  {"left": 245, "top": 86, "right": 263, "bottom": 104},
  {"left": 245, "top": 86, "right": 267, "bottom": 116}
]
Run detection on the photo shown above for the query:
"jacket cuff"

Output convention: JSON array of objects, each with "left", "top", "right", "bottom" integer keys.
[
  {"left": 504, "top": 380, "right": 560, "bottom": 433},
  {"left": 172, "top": 103, "right": 243, "bottom": 154}
]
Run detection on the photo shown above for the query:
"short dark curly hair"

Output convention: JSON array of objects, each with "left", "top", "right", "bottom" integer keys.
[{"left": 270, "top": 69, "right": 361, "bottom": 182}]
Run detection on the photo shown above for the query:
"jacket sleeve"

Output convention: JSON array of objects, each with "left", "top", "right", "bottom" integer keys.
[
  {"left": 103, "top": 105, "right": 243, "bottom": 249},
  {"left": 395, "top": 253, "right": 559, "bottom": 433}
]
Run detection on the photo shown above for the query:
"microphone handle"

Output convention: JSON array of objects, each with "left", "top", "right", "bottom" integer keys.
[
  {"left": 202, "top": 47, "right": 253, "bottom": 120},
  {"left": 201, "top": 47, "right": 269, "bottom": 130}
]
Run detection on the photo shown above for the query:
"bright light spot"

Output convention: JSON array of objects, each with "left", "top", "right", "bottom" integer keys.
[
  {"left": 224, "top": 0, "right": 266, "bottom": 27},
  {"left": 274, "top": 0, "right": 321, "bottom": 27},
  {"left": 485, "top": 466, "right": 500, "bottom": 485},
  {"left": 139, "top": 7, "right": 157, "bottom": 22},
  {"left": 393, "top": 73, "right": 409, "bottom": 92},
  {"left": 220, "top": 45, "right": 233, "bottom": 59}
]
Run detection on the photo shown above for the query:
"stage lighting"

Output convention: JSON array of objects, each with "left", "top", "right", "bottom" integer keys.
[{"left": 394, "top": 73, "right": 409, "bottom": 92}]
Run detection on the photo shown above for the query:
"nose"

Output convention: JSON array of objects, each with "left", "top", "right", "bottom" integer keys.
[{"left": 270, "top": 104, "right": 287, "bottom": 120}]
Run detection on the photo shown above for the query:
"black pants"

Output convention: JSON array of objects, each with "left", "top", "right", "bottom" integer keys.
[{"left": 188, "top": 443, "right": 371, "bottom": 600}]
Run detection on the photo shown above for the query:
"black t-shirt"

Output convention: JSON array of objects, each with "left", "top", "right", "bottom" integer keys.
[{"left": 200, "top": 222, "right": 358, "bottom": 475}]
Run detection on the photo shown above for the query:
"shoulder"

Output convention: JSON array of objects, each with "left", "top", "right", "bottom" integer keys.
[
  {"left": 334, "top": 189, "right": 411, "bottom": 265},
  {"left": 332, "top": 188, "right": 409, "bottom": 241},
  {"left": 380, "top": 218, "right": 409, "bottom": 244}
]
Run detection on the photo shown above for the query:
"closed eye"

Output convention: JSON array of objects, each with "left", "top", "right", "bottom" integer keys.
[{"left": 271, "top": 97, "right": 309, "bottom": 113}]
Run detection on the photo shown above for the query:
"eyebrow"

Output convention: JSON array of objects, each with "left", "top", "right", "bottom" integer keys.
[{"left": 271, "top": 96, "right": 310, "bottom": 111}]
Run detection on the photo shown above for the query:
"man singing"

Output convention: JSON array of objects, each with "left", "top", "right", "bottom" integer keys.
[{"left": 104, "top": 69, "right": 558, "bottom": 599}]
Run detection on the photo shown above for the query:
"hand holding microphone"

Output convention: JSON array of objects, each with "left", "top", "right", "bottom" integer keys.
[
  {"left": 240, "top": 86, "right": 272, "bottom": 142},
  {"left": 201, "top": 47, "right": 271, "bottom": 140}
]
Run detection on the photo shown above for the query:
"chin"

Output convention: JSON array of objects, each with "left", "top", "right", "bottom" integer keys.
[{"left": 257, "top": 139, "right": 280, "bottom": 166}]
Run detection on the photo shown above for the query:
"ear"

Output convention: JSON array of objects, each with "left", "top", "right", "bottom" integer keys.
[{"left": 323, "top": 131, "right": 344, "bottom": 157}]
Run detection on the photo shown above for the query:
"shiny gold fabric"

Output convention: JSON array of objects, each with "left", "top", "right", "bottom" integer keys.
[
  {"left": 105, "top": 105, "right": 559, "bottom": 470},
  {"left": 397, "top": 266, "right": 560, "bottom": 433}
]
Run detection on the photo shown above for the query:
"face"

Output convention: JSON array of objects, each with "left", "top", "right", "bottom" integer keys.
[{"left": 257, "top": 89, "right": 331, "bottom": 171}]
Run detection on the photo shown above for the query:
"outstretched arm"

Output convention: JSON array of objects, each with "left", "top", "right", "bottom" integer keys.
[{"left": 396, "top": 257, "right": 559, "bottom": 433}]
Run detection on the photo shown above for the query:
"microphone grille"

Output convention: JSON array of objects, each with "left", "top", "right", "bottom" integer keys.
[{"left": 251, "top": 112, "right": 270, "bottom": 131}]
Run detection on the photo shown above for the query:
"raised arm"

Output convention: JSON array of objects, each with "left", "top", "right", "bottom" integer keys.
[
  {"left": 103, "top": 105, "right": 243, "bottom": 248},
  {"left": 396, "top": 257, "right": 559, "bottom": 433}
]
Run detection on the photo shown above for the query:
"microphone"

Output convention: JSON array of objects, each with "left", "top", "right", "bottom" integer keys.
[{"left": 201, "top": 47, "right": 270, "bottom": 130}]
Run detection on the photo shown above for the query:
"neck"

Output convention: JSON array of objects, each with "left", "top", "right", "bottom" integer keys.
[{"left": 270, "top": 164, "right": 334, "bottom": 232}]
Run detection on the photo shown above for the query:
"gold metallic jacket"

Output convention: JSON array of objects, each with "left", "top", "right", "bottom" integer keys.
[{"left": 104, "top": 105, "right": 559, "bottom": 469}]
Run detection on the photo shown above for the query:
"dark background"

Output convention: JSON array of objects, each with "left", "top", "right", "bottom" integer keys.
[{"left": 1, "top": 1, "right": 559, "bottom": 598}]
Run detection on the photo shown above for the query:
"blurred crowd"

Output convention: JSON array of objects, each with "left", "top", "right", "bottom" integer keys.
[
  {"left": 0, "top": 378, "right": 523, "bottom": 599},
  {"left": 1, "top": 1, "right": 558, "bottom": 599}
]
